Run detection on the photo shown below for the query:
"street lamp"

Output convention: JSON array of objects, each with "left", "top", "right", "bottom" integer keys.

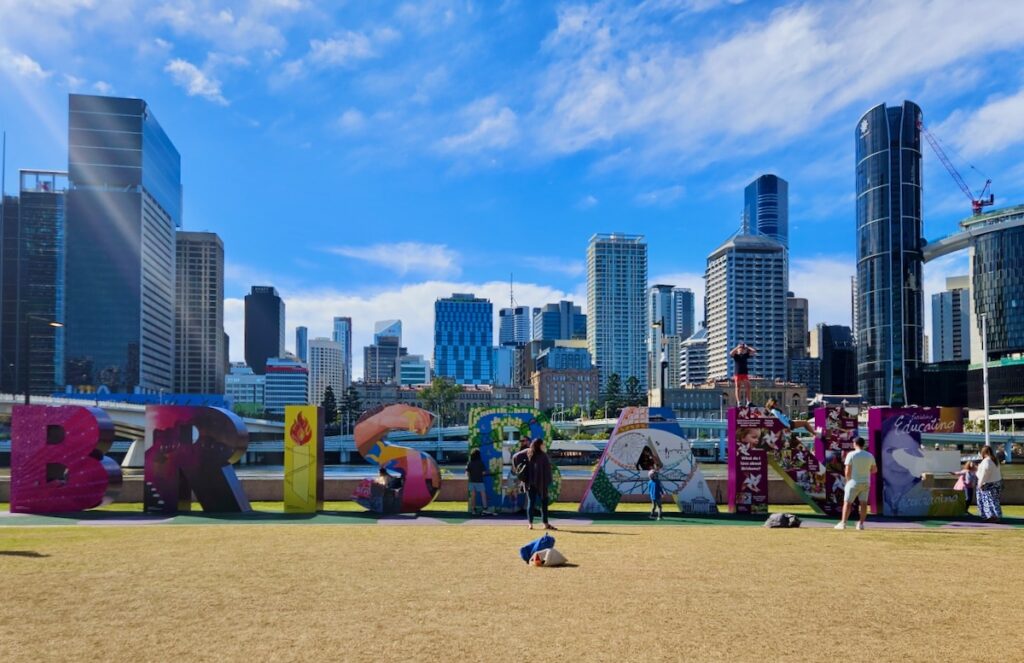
[{"left": 22, "top": 314, "right": 63, "bottom": 405}]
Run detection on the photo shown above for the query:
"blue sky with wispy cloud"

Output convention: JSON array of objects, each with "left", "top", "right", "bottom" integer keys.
[{"left": 3, "top": 0, "right": 1024, "bottom": 377}]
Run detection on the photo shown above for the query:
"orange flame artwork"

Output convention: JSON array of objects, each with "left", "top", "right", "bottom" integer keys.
[{"left": 289, "top": 411, "right": 313, "bottom": 446}]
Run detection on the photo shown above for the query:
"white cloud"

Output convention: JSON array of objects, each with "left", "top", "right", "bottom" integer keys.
[
  {"left": 224, "top": 278, "right": 580, "bottom": 379},
  {"left": 326, "top": 242, "right": 461, "bottom": 277},
  {"left": 436, "top": 95, "right": 519, "bottom": 154},
  {"left": 789, "top": 256, "right": 855, "bottom": 328},
  {"left": 576, "top": 194, "right": 599, "bottom": 209},
  {"left": 0, "top": 48, "right": 51, "bottom": 79},
  {"left": 148, "top": 0, "right": 302, "bottom": 53},
  {"left": 531, "top": 1, "right": 1024, "bottom": 171},
  {"left": 336, "top": 108, "right": 367, "bottom": 133},
  {"left": 92, "top": 80, "right": 113, "bottom": 94},
  {"left": 308, "top": 32, "right": 377, "bottom": 67},
  {"left": 634, "top": 185, "right": 685, "bottom": 207},
  {"left": 939, "top": 86, "right": 1024, "bottom": 159},
  {"left": 164, "top": 58, "right": 228, "bottom": 105}
]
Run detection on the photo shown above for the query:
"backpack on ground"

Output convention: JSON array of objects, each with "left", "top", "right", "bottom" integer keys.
[{"left": 764, "top": 512, "right": 801, "bottom": 528}]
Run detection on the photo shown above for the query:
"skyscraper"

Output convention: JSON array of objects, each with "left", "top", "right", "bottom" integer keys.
[
  {"left": 0, "top": 170, "right": 67, "bottom": 395},
  {"left": 855, "top": 100, "right": 924, "bottom": 406},
  {"left": 815, "top": 324, "right": 857, "bottom": 394},
  {"left": 587, "top": 233, "right": 648, "bottom": 389},
  {"left": 363, "top": 321, "right": 407, "bottom": 384},
  {"left": 244, "top": 286, "right": 284, "bottom": 375},
  {"left": 374, "top": 319, "right": 401, "bottom": 344},
  {"left": 307, "top": 337, "right": 342, "bottom": 406},
  {"left": 786, "top": 292, "right": 809, "bottom": 360},
  {"left": 705, "top": 228, "right": 787, "bottom": 381},
  {"left": 672, "top": 287, "right": 696, "bottom": 340},
  {"left": 499, "top": 306, "right": 531, "bottom": 345},
  {"left": 264, "top": 356, "right": 308, "bottom": 416},
  {"left": 744, "top": 174, "right": 789, "bottom": 248},
  {"left": 679, "top": 327, "right": 708, "bottom": 387},
  {"left": 174, "top": 231, "right": 225, "bottom": 394},
  {"left": 65, "top": 94, "right": 181, "bottom": 393},
  {"left": 295, "top": 326, "right": 308, "bottom": 363},
  {"left": 434, "top": 293, "right": 493, "bottom": 385},
  {"left": 932, "top": 275, "right": 970, "bottom": 362},
  {"left": 532, "top": 301, "right": 586, "bottom": 341},
  {"left": 332, "top": 316, "right": 352, "bottom": 388}
]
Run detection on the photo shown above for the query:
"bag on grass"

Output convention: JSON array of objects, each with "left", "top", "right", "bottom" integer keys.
[
  {"left": 764, "top": 513, "right": 801, "bottom": 528},
  {"left": 519, "top": 534, "right": 555, "bottom": 563},
  {"left": 530, "top": 547, "right": 567, "bottom": 567}
]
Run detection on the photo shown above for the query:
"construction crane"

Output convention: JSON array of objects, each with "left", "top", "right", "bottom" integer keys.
[{"left": 917, "top": 120, "right": 994, "bottom": 215}]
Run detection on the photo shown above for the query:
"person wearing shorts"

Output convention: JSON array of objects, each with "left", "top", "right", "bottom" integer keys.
[
  {"left": 835, "top": 437, "right": 876, "bottom": 530},
  {"left": 466, "top": 448, "right": 491, "bottom": 515},
  {"left": 730, "top": 343, "right": 756, "bottom": 405}
]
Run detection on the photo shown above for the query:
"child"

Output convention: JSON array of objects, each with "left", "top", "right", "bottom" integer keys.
[
  {"left": 954, "top": 460, "right": 977, "bottom": 513},
  {"left": 648, "top": 465, "right": 664, "bottom": 520},
  {"left": 466, "top": 448, "right": 491, "bottom": 515}
]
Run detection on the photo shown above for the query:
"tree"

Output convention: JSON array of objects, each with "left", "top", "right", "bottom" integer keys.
[
  {"left": 339, "top": 386, "right": 363, "bottom": 435},
  {"left": 320, "top": 385, "right": 338, "bottom": 425},
  {"left": 419, "top": 377, "right": 462, "bottom": 427},
  {"left": 603, "top": 373, "right": 622, "bottom": 415},
  {"left": 625, "top": 375, "right": 647, "bottom": 407}
]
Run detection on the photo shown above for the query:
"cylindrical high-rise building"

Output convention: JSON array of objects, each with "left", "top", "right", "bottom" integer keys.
[{"left": 855, "top": 100, "right": 924, "bottom": 406}]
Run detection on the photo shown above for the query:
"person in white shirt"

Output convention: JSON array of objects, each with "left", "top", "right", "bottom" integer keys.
[
  {"left": 975, "top": 445, "right": 1003, "bottom": 522},
  {"left": 835, "top": 437, "right": 876, "bottom": 531}
]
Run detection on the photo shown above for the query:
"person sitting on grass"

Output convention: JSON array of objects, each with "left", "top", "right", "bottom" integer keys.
[
  {"left": 835, "top": 437, "right": 876, "bottom": 531},
  {"left": 466, "top": 448, "right": 492, "bottom": 516},
  {"left": 525, "top": 438, "right": 556, "bottom": 531}
]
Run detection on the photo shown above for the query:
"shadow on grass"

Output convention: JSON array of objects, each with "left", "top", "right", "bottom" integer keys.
[
  {"left": 0, "top": 550, "right": 49, "bottom": 558},
  {"left": 556, "top": 529, "right": 637, "bottom": 536}
]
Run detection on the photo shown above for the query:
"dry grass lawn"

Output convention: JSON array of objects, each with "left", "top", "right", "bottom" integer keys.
[{"left": 2, "top": 524, "right": 1022, "bottom": 662}]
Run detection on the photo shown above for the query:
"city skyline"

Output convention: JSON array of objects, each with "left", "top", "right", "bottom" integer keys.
[{"left": 3, "top": 3, "right": 1024, "bottom": 380}]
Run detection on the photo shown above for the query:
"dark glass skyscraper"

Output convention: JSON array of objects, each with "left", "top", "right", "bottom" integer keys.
[
  {"left": 744, "top": 174, "right": 789, "bottom": 248},
  {"left": 174, "top": 231, "right": 225, "bottom": 394},
  {"left": 0, "top": 171, "right": 68, "bottom": 394},
  {"left": 855, "top": 100, "right": 924, "bottom": 406},
  {"left": 65, "top": 94, "right": 181, "bottom": 393},
  {"left": 244, "top": 285, "right": 285, "bottom": 375}
]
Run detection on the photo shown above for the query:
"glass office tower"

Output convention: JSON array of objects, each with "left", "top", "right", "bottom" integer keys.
[
  {"left": 0, "top": 171, "right": 68, "bottom": 394},
  {"left": 244, "top": 285, "right": 285, "bottom": 375},
  {"left": 65, "top": 94, "right": 181, "bottom": 393},
  {"left": 744, "top": 174, "right": 789, "bottom": 249},
  {"left": 434, "top": 293, "right": 493, "bottom": 385},
  {"left": 855, "top": 100, "right": 924, "bottom": 406}
]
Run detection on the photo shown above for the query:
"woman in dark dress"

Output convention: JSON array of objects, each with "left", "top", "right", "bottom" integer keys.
[{"left": 525, "top": 438, "right": 556, "bottom": 531}]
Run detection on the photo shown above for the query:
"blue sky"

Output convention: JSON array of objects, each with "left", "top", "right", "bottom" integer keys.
[{"left": 3, "top": 0, "right": 1024, "bottom": 378}]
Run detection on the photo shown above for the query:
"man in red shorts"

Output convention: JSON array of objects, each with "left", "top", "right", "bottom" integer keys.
[{"left": 730, "top": 343, "right": 756, "bottom": 406}]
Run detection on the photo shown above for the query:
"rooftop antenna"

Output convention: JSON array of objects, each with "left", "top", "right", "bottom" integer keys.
[{"left": 510, "top": 272, "right": 516, "bottom": 308}]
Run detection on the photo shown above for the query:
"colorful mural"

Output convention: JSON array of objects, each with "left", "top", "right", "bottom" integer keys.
[
  {"left": 728, "top": 405, "right": 835, "bottom": 514},
  {"left": 284, "top": 406, "right": 324, "bottom": 513},
  {"left": 144, "top": 406, "right": 251, "bottom": 514},
  {"left": 467, "top": 406, "right": 561, "bottom": 513},
  {"left": 9, "top": 405, "right": 122, "bottom": 514},
  {"left": 579, "top": 407, "right": 717, "bottom": 514},
  {"left": 814, "top": 405, "right": 861, "bottom": 516},
  {"left": 352, "top": 405, "right": 441, "bottom": 513},
  {"left": 868, "top": 407, "right": 965, "bottom": 517}
]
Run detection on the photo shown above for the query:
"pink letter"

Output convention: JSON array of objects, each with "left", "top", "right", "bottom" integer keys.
[{"left": 10, "top": 405, "right": 122, "bottom": 514}]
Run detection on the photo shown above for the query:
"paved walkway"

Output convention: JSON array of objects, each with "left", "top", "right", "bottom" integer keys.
[{"left": 1, "top": 509, "right": 1021, "bottom": 530}]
